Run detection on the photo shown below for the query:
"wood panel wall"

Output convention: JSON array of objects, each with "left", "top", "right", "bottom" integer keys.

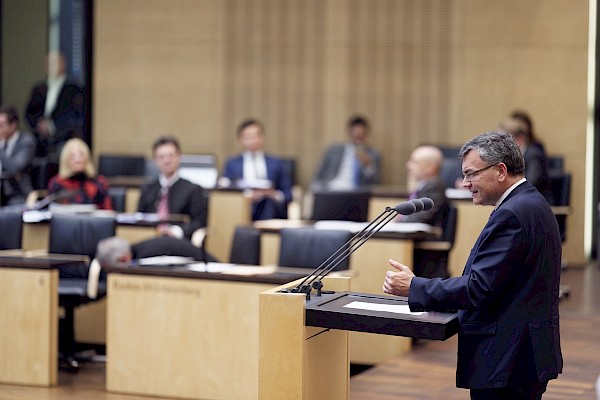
[{"left": 94, "top": 0, "right": 589, "bottom": 263}]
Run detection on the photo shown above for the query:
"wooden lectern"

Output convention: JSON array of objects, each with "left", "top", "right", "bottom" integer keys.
[{"left": 259, "top": 276, "right": 458, "bottom": 400}]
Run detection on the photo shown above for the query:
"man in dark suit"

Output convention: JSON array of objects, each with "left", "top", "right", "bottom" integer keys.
[
  {"left": 25, "top": 52, "right": 85, "bottom": 188},
  {"left": 384, "top": 131, "right": 562, "bottom": 399},
  {"left": 402, "top": 144, "right": 449, "bottom": 226},
  {"left": 0, "top": 106, "right": 36, "bottom": 205},
  {"left": 222, "top": 119, "right": 292, "bottom": 220},
  {"left": 312, "top": 115, "right": 381, "bottom": 190},
  {"left": 137, "top": 136, "right": 208, "bottom": 239}
]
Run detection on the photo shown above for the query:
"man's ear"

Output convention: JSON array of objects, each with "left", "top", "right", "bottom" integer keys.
[{"left": 497, "top": 163, "right": 508, "bottom": 182}]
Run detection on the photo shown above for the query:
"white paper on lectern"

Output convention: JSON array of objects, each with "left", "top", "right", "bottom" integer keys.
[{"left": 344, "top": 301, "right": 425, "bottom": 315}]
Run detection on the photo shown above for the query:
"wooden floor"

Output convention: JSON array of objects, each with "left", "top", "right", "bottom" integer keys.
[{"left": 0, "top": 264, "right": 598, "bottom": 400}]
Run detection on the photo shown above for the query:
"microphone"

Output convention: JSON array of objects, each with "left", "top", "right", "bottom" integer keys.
[
  {"left": 287, "top": 197, "right": 434, "bottom": 298},
  {"left": 30, "top": 189, "right": 82, "bottom": 210},
  {"left": 409, "top": 198, "right": 424, "bottom": 212},
  {"left": 420, "top": 197, "right": 434, "bottom": 211}
]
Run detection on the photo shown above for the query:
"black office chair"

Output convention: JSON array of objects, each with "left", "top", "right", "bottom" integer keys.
[
  {"left": 0, "top": 209, "right": 23, "bottom": 250},
  {"left": 310, "top": 190, "right": 371, "bottom": 222},
  {"left": 108, "top": 186, "right": 127, "bottom": 212},
  {"left": 278, "top": 227, "right": 352, "bottom": 271},
  {"left": 413, "top": 205, "right": 458, "bottom": 278},
  {"left": 229, "top": 226, "right": 262, "bottom": 265},
  {"left": 548, "top": 172, "right": 572, "bottom": 299},
  {"left": 48, "top": 214, "right": 117, "bottom": 371},
  {"left": 98, "top": 154, "right": 146, "bottom": 177}
]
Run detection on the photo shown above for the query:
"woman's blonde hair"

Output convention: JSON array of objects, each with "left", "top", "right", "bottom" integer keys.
[{"left": 58, "top": 138, "right": 96, "bottom": 178}]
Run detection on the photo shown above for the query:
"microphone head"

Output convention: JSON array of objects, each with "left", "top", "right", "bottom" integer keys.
[
  {"left": 394, "top": 201, "right": 417, "bottom": 215},
  {"left": 409, "top": 199, "right": 424, "bottom": 212},
  {"left": 420, "top": 197, "right": 434, "bottom": 211}
]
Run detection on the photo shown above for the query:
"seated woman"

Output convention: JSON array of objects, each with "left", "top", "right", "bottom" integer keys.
[{"left": 47, "top": 138, "right": 113, "bottom": 210}]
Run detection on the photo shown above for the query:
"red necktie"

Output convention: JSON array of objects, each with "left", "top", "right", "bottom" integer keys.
[{"left": 157, "top": 186, "right": 169, "bottom": 220}]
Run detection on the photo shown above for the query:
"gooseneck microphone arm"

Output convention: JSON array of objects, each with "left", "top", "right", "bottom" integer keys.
[{"left": 289, "top": 199, "right": 433, "bottom": 298}]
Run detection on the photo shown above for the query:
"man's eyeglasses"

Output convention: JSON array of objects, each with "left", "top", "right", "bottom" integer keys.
[{"left": 462, "top": 164, "right": 496, "bottom": 181}]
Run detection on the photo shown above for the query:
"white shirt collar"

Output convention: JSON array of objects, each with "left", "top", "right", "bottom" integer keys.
[
  {"left": 159, "top": 172, "right": 180, "bottom": 189},
  {"left": 495, "top": 177, "right": 527, "bottom": 209},
  {"left": 1, "top": 131, "right": 21, "bottom": 155}
]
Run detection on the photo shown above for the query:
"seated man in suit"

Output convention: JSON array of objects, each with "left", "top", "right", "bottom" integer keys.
[
  {"left": 400, "top": 145, "right": 450, "bottom": 278},
  {"left": 0, "top": 106, "right": 36, "bottom": 205},
  {"left": 222, "top": 119, "right": 292, "bottom": 220},
  {"left": 312, "top": 115, "right": 381, "bottom": 190},
  {"left": 137, "top": 136, "right": 208, "bottom": 239},
  {"left": 401, "top": 144, "right": 449, "bottom": 226}
]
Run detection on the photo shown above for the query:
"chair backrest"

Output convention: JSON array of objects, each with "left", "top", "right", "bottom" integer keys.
[
  {"left": 440, "top": 157, "right": 463, "bottom": 189},
  {"left": 229, "top": 226, "right": 261, "bottom": 265},
  {"left": 280, "top": 157, "right": 297, "bottom": 187},
  {"left": 0, "top": 210, "right": 23, "bottom": 250},
  {"left": 441, "top": 205, "right": 458, "bottom": 247},
  {"left": 108, "top": 187, "right": 127, "bottom": 212},
  {"left": 549, "top": 172, "right": 571, "bottom": 206},
  {"left": 178, "top": 154, "right": 219, "bottom": 189},
  {"left": 278, "top": 227, "right": 352, "bottom": 271},
  {"left": 311, "top": 190, "right": 371, "bottom": 222},
  {"left": 49, "top": 214, "right": 117, "bottom": 259},
  {"left": 98, "top": 154, "right": 146, "bottom": 177}
]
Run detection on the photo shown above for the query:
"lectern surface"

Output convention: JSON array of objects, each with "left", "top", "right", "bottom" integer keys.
[{"left": 305, "top": 291, "right": 458, "bottom": 340}]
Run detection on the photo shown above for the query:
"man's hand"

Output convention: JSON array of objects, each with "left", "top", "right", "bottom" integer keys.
[{"left": 383, "top": 259, "right": 415, "bottom": 297}]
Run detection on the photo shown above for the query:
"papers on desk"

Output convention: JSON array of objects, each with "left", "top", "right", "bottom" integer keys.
[
  {"left": 185, "top": 263, "right": 278, "bottom": 275},
  {"left": 116, "top": 212, "right": 160, "bottom": 223},
  {"left": 313, "top": 220, "right": 434, "bottom": 234},
  {"left": 138, "top": 256, "right": 195, "bottom": 266},
  {"left": 445, "top": 188, "right": 472, "bottom": 200},
  {"left": 344, "top": 301, "right": 425, "bottom": 315},
  {"left": 22, "top": 210, "right": 52, "bottom": 223}
]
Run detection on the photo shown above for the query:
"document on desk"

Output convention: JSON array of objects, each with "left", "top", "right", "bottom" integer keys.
[
  {"left": 138, "top": 256, "right": 194, "bottom": 266},
  {"left": 344, "top": 301, "right": 425, "bottom": 315},
  {"left": 313, "top": 220, "right": 433, "bottom": 233},
  {"left": 186, "top": 262, "right": 236, "bottom": 273}
]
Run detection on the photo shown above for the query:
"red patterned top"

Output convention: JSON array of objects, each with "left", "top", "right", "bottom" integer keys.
[{"left": 47, "top": 172, "right": 113, "bottom": 210}]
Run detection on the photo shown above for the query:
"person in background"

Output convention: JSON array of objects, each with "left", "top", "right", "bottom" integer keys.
[
  {"left": 510, "top": 109, "right": 546, "bottom": 154},
  {"left": 401, "top": 144, "right": 449, "bottom": 226},
  {"left": 498, "top": 117, "right": 552, "bottom": 203},
  {"left": 222, "top": 119, "right": 293, "bottom": 220},
  {"left": 47, "top": 138, "right": 112, "bottom": 210},
  {"left": 0, "top": 106, "right": 36, "bottom": 206},
  {"left": 312, "top": 115, "right": 381, "bottom": 190},
  {"left": 25, "top": 52, "right": 85, "bottom": 188},
  {"left": 383, "top": 131, "right": 562, "bottom": 399},
  {"left": 137, "top": 136, "right": 208, "bottom": 239}
]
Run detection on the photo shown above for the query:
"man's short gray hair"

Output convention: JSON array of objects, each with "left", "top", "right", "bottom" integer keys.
[
  {"left": 96, "top": 236, "right": 131, "bottom": 268},
  {"left": 458, "top": 131, "right": 525, "bottom": 176}
]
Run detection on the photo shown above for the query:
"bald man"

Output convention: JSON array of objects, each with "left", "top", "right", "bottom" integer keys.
[{"left": 402, "top": 145, "right": 449, "bottom": 226}]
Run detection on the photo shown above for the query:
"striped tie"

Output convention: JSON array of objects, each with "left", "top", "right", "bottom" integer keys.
[{"left": 157, "top": 186, "right": 169, "bottom": 220}]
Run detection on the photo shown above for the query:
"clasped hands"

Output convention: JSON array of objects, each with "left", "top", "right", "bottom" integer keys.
[{"left": 383, "top": 259, "right": 415, "bottom": 297}]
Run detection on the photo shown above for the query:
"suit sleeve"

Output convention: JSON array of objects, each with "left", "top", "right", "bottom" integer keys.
[
  {"left": 137, "top": 184, "right": 155, "bottom": 213},
  {"left": 180, "top": 184, "right": 208, "bottom": 238},
  {"left": 0, "top": 134, "right": 35, "bottom": 174},
  {"left": 274, "top": 159, "right": 293, "bottom": 203},
  {"left": 409, "top": 208, "right": 528, "bottom": 311}
]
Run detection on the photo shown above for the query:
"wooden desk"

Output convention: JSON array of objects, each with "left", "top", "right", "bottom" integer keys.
[
  {"left": 253, "top": 219, "right": 438, "bottom": 364},
  {"left": 0, "top": 252, "right": 86, "bottom": 386},
  {"left": 105, "top": 263, "right": 307, "bottom": 400}
]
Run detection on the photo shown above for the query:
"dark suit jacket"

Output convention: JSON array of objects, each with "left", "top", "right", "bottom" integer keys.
[
  {"left": 137, "top": 178, "right": 208, "bottom": 239},
  {"left": 25, "top": 80, "right": 85, "bottom": 159},
  {"left": 223, "top": 154, "right": 293, "bottom": 220},
  {"left": 313, "top": 143, "right": 381, "bottom": 187},
  {"left": 131, "top": 236, "right": 217, "bottom": 262},
  {"left": 408, "top": 181, "right": 562, "bottom": 389},
  {"left": 403, "top": 177, "right": 449, "bottom": 226},
  {"left": 0, "top": 131, "right": 36, "bottom": 204}
]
